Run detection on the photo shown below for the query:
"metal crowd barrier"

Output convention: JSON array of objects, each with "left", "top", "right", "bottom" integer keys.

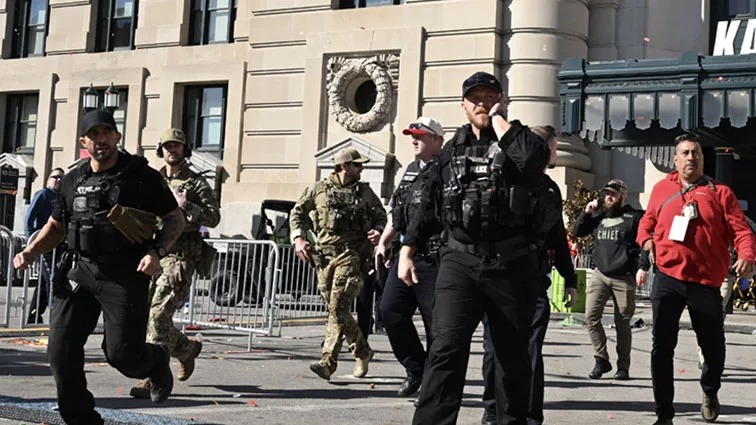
[
  {"left": 0, "top": 227, "right": 31, "bottom": 329},
  {"left": 21, "top": 230, "right": 59, "bottom": 328},
  {"left": 174, "top": 239, "right": 337, "bottom": 348},
  {"left": 0, "top": 226, "right": 19, "bottom": 328},
  {"left": 0, "top": 229, "right": 61, "bottom": 329},
  {"left": 175, "top": 239, "right": 292, "bottom": 348}
]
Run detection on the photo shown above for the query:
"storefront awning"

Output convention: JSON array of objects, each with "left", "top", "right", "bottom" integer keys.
[{"left": 558, "top": 52, "right": 756, "bottom": 149}]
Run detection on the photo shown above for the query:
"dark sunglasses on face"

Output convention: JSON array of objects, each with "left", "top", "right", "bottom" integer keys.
[
  {"left": 49, "top": 175, "right": 63, "bottom": 180},
  {"left": 346, "top": 162, "right": 364, "bottom": 168}
]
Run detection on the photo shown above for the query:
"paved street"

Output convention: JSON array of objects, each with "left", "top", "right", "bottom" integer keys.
[{"left": 1, "top": 304, "right": 756, "bottom": 425}]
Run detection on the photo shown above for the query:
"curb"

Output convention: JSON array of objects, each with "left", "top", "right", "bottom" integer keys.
[
  {"left": 0, "top": 328, "right": 49, "bottom": 338},
  {"left": 550, "top": 312, "right": 756, "bottom": 335}
]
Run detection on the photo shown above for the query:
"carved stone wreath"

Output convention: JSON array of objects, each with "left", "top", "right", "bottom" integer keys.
[{"left": 326, "top": 55, "right": 398, "bottom": 133}]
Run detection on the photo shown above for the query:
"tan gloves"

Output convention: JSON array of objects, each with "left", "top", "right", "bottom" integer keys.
[{"left": 107, "top": 205, "right": 159, "bottom": 244}]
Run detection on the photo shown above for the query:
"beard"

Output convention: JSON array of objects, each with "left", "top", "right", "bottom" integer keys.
[
  {"left": 165, "top": 154, "right": 185, "bottom": 166},
  {"left": 89, "top": 144, "right": 115, "bottom": 163},
  {"left": 466, "top": 109, "right": 491, "bottom": 130},
  {"left": 603, "top": 203, "right": 622, "bottom": 218}
]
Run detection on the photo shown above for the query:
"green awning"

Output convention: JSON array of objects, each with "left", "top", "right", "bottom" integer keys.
[{"left": 558, "top": 52, "right": 756, "bottom": 148}]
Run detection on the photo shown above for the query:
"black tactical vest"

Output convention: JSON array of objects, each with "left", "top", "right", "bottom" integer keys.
[
  {"left": 66, "top": 154, "right": 151, "bottom": 260},
  {"left": 391, "top": 160, "right": 425, "bottom": 234},
  {"left": 441, "top": 131, "right": 550, "bottom": 242}
]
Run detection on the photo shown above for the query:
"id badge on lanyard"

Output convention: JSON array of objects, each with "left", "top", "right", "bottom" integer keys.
[{"left": 669, "top": 202, "right": 698, "bottom": 242}]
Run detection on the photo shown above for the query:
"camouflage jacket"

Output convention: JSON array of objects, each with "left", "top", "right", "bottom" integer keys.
[
  {"left": 159, "top": 162, "right": 221, "bottom": 255},
  {"left": 290, "top": 173, "right": 387, "bottom": 249}
]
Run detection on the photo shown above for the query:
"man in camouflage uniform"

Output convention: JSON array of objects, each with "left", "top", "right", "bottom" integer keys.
[
  {"left": 130, "top": 128, "right": 221, "bottom": 398},
  {"left": 291, "top": 147, "right": 387, "bottom": 381}
]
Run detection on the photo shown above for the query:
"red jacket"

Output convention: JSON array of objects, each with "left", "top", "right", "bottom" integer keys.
[{"left": 637, "top": 172, "right": 756, "bottom": 287}]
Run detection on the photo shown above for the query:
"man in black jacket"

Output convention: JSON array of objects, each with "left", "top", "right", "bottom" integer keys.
[
  {"left": 480, "top": 125, "right": 578, "bottom": 425},
  {"left": 398, "top": 72, "right": 557, "bottom": 425},
  {"left": 573, "top": 179, "right": 645, "bottom": 380},
  {"left": 376, "top": 116, "right": 445, "bottom": 398}
]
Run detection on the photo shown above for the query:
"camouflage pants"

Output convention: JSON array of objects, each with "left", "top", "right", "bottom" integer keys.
[
  {"left": 147, "top": 256, "right": 196, "bottom": 361},
  {"left": 316, "top": 250, "right": 370, "bottom": 368}
]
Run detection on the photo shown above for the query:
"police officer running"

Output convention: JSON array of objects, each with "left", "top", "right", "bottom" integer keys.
[
  {"left": 375, "top": 116, "right": 445, "bottom": 398},
  {"left": 480, "top": 125, "right": 578, "bottom": 425},
  {"left": 398, "top": 72, "right": 554, "bottom": 425},
  {"left": 573, "top": 179, "right": 645, "bottom": 381},
  {"left": 130, "top": 128, "right": 221, "bottom": 398},
  {"left": 13, "top": 110, "right": 185, "bottom": 425},
  {"left": 290, "top": 147, "right": 387, "bottom": 380}
]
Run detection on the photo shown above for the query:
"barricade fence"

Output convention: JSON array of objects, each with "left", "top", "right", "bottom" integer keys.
[
  {"left": 3, "top": 233, "right": 341, "bottom": 340},
  {"left": 1, "top": 226, "right": 23, "bottom": 329},
  {"left": 0, "top": 230, "right": 61, "bottom": 330},
  {"left": 174, "top": 239, "right": 330, "bottom": 349},
  {"left": 174, "top": 239, "right": 280, "bottom": 348},
  {"left": 15, "top": 233, "right": 665, "bottom": 335}
]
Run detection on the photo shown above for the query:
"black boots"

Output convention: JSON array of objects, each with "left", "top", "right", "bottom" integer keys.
[{"left": 588, "top": 356, "right": 612, "bottom": 379}]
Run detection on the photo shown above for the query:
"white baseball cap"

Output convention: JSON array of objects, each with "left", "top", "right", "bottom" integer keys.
[{"left": 402, "top": 116, "right": 444, "bottom": 138}]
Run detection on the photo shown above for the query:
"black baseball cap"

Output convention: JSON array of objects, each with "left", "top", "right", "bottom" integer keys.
[
  {"left": 601, "top": 179, "right": 628, "bottom": 196},
  {"left": 462, "top": 72, "right": 502, "bottom": 98},
  {"left": 80, "top": 110, "right": 117, "bottom": 136}
]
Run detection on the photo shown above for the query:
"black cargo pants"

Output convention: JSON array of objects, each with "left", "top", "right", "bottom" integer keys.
[
  {"left": 48, "top": 258, "right": 167, "bottom": 425},
  {"left": 412, "top": 248, "right": 539, "bottom": 425}
]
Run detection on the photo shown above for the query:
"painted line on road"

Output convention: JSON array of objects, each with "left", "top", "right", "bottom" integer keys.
[
  {"left": 717, "top": 414, "right": 756, "bottom": 423},
  {"left": 134, "top": 400, "right": 416, "bottom": 416}
]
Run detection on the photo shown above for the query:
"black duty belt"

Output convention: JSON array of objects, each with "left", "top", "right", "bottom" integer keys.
[{"left": 446, "top": 236, "right": 533, "bottom": 261}]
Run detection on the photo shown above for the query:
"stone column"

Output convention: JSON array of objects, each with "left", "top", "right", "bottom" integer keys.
[
  {"left": 506, "top": 0, "right": 590, "bottom": 126},
  {"left": 507, "top": 0, "right": 594, "bottom": 196}
]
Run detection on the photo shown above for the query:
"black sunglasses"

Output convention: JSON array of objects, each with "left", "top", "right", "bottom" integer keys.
[
  {"left": 49, "top": 175, "right": 64, "bottom": 180},
  {"left": 409, "top": 122, "right": 437, "bottom": 135},
  {"left": 346, "top": 162, "right": 364, "bottom": 168}
]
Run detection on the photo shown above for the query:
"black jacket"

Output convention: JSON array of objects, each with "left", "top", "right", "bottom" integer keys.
[
  {"left": 573, "top": 204, "right": 644, "bottom": 277},
  {"left": 544, "top": 176, "right": 577, "bottom": 289}
]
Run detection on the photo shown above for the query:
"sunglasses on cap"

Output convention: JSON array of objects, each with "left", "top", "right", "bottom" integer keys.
[
  {"left": 601, "top": 184, "right": 625, "bottom": 195},
  {"left": 408, "top": 122, "right": 438, "bottom": 135}
]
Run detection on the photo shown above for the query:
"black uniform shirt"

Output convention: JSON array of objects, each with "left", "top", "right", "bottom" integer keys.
[
  {"left": 403, "top": 121, "right": 549, "bottom": 247},
  {"left": 53, "top": 153, "right": 178, "bottom": 225}
]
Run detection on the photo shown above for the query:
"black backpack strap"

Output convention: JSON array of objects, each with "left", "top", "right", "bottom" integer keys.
[{"left": 656, "top": 175, "right": 715, "bottom": 217}]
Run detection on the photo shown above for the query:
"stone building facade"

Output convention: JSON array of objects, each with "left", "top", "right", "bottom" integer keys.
[{"left": 0, "top": 0, "right": 735, "bottom": 234}]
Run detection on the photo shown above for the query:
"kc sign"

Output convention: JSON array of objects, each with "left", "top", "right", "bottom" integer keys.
[{"left": 713, "top": 19, "right": 756, "bottom": 55}]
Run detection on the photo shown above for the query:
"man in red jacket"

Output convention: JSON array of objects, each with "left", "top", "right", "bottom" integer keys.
[{"left": 637, "top": 133, "right": 755, "bottom": 425}]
